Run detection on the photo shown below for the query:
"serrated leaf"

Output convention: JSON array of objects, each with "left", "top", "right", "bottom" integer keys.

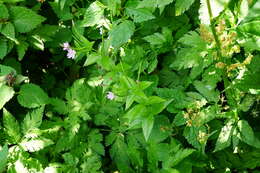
[
  {"left": 1, "top": 23, "right": 18, "bottom": 43},
  {"left": 10, "top": 6, "right": 45, "bottom": 33},
  {"left": 142, "top": 115, "right": 154, "bottom": 141},
  {"left": 0, "top": 85, "right": 15, "bottom": 110},
  {"left": 0, "top": 4, "right": 9, "bottom": 19},
  {"left": 20, "top": 138, "right": 54, "bottom": 152},
  {"left": 0, "top": 39, "right": 8, "bottom": 60},
  {"left": 199, "top": 0, "right": 230, "bottom": 25},
  {"left": 17, "top": 83, "right": 49, "bottom": 108},
  {"left": 22, "top": 107, "right": 44, "bottom": 135},
  {"left": 0, "top": 145, "right": 8, "bottom": 173},
  {"left": 175, "top": 0, "right": 195, "bottom": 16},
  {"left": 183, "top": 126, "right": 206, "bottom": 150},
  {"left": 110, "top": 20, "right": 135, "bottom": 48},
  {"left": 81, "top": 1, "right": 105, "bottom": 27},
  {"left": 126, "top": 7, "right": 155, "bottom": 23},
  {"left": 214, "top": 121, "right": 234, "bottom": 152},
  {"left": 3, "top": 108, "right": 21, "bottom": 143}
]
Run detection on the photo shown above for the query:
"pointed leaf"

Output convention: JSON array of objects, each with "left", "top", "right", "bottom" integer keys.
[
  {"left": 142, "top": 115, "right": 154, "bottom": 141},
  {"left": 10, "top": 6, "right": 45, "bottom": 33},
  {"left": 175, "top": 0, "right": 195, "bottom": 16},
  {"left": 214, "top": 120, "right": 234, "bottom": 152},
  {"left": 0, "top": 85, "right": 14, "bottom": 110},
  {"left": 3, "top": 108, "right": 21, "bottom": 143}
]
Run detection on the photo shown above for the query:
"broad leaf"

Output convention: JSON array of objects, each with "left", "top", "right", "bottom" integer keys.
[
  {"left": 0, "top": 39, "right": 8, "bottom": 60},
  {"left": 126, "top": 7, "right": 155, "bottom": 23},
  {"left": 238, "top": 120, "right": 260, "bottom": 148},
  {"left": 1, "top": 23, "right": 18, "bottom": 43},
  {"left": 17, "top": 83, "right": 49, "bottom": 108},
  {"left": 214, "top": 120, "right": 234, "bottom": 152},
  {"left": 81, "top": 1, "right": 105, "bottom": 27},
  {"left": 109, "top": 20, "right": 135, "bottom": 48},
  {"left": 10, "top": 6, "right": 45, "bottom": 33},
  {"left": 0, "top": 4, "right": 8, "bottom": 19}
]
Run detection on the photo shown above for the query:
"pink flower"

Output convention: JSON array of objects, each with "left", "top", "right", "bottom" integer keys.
[
  {"left": 67, "top": 49, "right": 76, "bottom": 59},
  {"left": 107, "top": 91, "right": 115, "bottom": 100},
  {"left": 61, "top": 42, "right": 76, "bottom": 59}
]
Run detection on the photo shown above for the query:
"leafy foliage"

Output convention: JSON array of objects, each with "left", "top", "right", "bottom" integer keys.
[{"left": 0, "top": 0, "right": 259, "bottom": 172}]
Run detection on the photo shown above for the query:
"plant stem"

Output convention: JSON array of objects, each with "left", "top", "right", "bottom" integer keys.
[{"left": 206, "top": 0, "right": 222, "bottom": 61}]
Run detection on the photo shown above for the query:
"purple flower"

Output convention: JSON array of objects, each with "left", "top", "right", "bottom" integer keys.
[
  {"left": 67, "top": 48, "right": 76, "bottom": 59},
  {"left": 107, "top": 91, "right": 115, "bottom": 100},
  {"left": 62, "top": 42, "right": 70, "bottom": 51}
]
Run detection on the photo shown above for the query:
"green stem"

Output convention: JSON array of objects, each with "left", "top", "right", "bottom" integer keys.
[
  {"left": 206, "top": 0, "right": 222, "bottom": 61},
  {"left": 206, "top": 0, "right": 236, "bottom": 107}
]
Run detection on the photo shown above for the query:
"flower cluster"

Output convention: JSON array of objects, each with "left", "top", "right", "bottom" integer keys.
[{"left": 61, "top": 42, "right": 76, "bottom": 59}]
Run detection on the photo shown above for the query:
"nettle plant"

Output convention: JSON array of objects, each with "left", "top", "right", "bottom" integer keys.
[{"left": 0, "top": 0, "right": 260, "bottom": 172}]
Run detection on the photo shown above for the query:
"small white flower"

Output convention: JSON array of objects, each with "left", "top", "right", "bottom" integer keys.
[
  {"left": 62, "top": 42, "right": 70, "bottom": 51},
  {"left": 67, "top": 48, "right": 76, "bottom": 59},
  {"left": 107, "top": 91, "right": 115, "bottom": 100}
]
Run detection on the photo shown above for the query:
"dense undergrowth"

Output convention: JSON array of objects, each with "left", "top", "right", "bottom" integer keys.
[{"left": 0, "top": 0, "right": 260, "bottom": 172}]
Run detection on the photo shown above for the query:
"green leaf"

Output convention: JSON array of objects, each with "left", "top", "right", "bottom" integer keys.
[
  {"left": 239, "top": 21, "right": 260, "bottom": 36},
  {"left": 138, "top": 0, "right": 174, "bottom": 13},
  {"left": 16, "top": 41, "right": 29, "bottom": 61},
  {"left": 49, "top": 98, "right": 68, "bottom": 114},
  {"left": 193, "top": 80, "right": 219, "bottom": 103},
  {"left": 214, "top": 120, "right": 234, "bottom": 152},
  {"left": 142, "top": 115, "right": 154, "bottom": 141},
  {"left": 175, "top": 0, "right": 195, "bottom": 16},
  {"left": 199, "top": 0, "right": 230, "bottom": 25},
  {"left": 22, "top": 107, "right": 44, "bottom": 135},
  {"left": 0, "top": 85, "right": 15, "bottom": 110},
  {"left": 17, "top": 83, "right": 49, "bottom": 108},
  {"left": 0, "top": 145, "right": 8, "bottom": 173},
  {"left": 126, "top": 7, "right": 155, "bottom": 23},
  {"left": 238, "top": 120, "right": 260, "bottom": 148},
  {"left": 3, "top": 108, "right": 21, "bottom": 143},
  {"left": 81, "top": 1, "right": 105, "bottom": 27},
  {"left": 110, "top": 136, "right": 132, "bottom": 172},
  {"left": 1, "top": 23, "right": 18, "bottom": 43},
  {"left": 0, "top": 39, "right": 8, "bottom": 60},
  {"left": 0, "top": 0, "right": 24, "bottom": 2},
  {"left": 20, "top": 138, "right": 54, "bottom": 152},
  {"left": 0, "top": 4, "right": 9, "bottom": 19},
  {"left": 9, "top": 6, "right": 45, "bottom": 33},
  {"left": 171, "top": 148, "right": 195, "bottom": 166},
  {"left": 109, "top": 20, "right": 135, "bottom": 48},
  {"left": 125, "top": 104, "right": 147, "bottom": 122},
  {"left": 143, "top": 33, "right": 166, "bottom": 45},
  {"left": 171, "top": 31, "right": 206, "bottom": 70}
]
